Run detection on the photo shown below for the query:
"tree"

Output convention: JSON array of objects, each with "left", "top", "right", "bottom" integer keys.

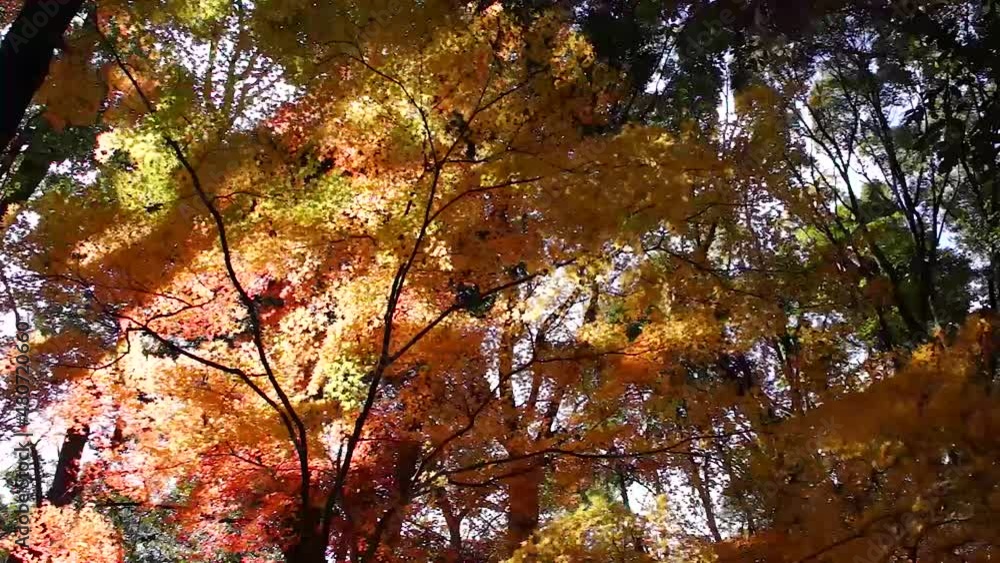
[
  {"left": 2, "top": 1, "right": 1000, "bottom": 562},
  {"left": 0, "top": 0, "right": 85, "bottom": 155},
  {"left": 4, "top": 2, "right": 717, "bottom": 560}
]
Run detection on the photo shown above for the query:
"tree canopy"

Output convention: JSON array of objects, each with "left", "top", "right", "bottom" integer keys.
[{"left": 1, "top": 0, "right": 998, "bottom": 562}]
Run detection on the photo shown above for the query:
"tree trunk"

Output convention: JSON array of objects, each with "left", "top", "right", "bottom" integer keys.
[
  {"left": 504, "top": 463, "right": 543, "bottom": 556},
  {"left": 439, "top": 496, "right": 464, "bottom": 563},
  {"left": 715, "top": 441, "right": 756, "bottom": 535},
  {"left": 0, "top": 116, "right": 64, "bottom": 222},
  {"left": 0, "top": 0, "right": 85, "bottom": 154},
  {"left": 46, "top": 423, "right": 88, "bottom": 506},
  {"left": 616, "top": 469, "right": 648, "bottom": 554},
  {"left": 360, "top": 440, "right": 421, "bottom": 561},
  {"left": 687, "top": 457, "right": 723, "bottom": 542},
  {"left": 283, "top": 507, "right": 327, "bottom": 563}
]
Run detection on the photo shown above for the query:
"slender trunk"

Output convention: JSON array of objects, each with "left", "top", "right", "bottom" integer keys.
[
  {"left": 715, "top": 441, "right": 756, "bottom": 534},
  {"left": 772, "top": 338, "right": 805, "bottom": 414},
  {"left": 374, "top": 440, "right": 421, "bottom": 555},
  {"left": 914, "top": 250, "right": 939, "bottom": 329},
  {"left": 616, "top": 469, "right": 647, "bottom": 554},
  {"left": 498, "top": 321, "right": 519, "bottom": 436},
  {"left": 617, "top": 470, "right": 632, "bottom": 512},
  {"left": 498, "top": 316, "right": 541, "bottom": 557},
  {"left": 687, "top": 457, "right": 723, "bottom": 542},
  {"left": 504, "top": 463, "right": 543, "bottom": 556},
  {"left": 438, "top": 496, "right": 464, "bottom": 562},
  {"left": 27, "top": 442, "right": 43, "bottom": 508},
  {"left": 987, "top": 253, "right": 1000, "bottom": 314}
]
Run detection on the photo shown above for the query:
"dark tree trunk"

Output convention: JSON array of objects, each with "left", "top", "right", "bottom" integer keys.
[
  {"left": 379, "top": 440, "right": 421, "bottom": 551},
  {"left": 504, "top": 463, "right": 543, "bottom": 556},
  {"left": 439, "top": 496, "right": 464, "bottom": 562},
  {"left": 46, "top": 423, "right": 89, "bottom": 506},
  {"left": 0, "top": 117, "right": 63, "bottom": 220},
  {"left": 0, "top": 0, "right": 84, "bottom": 154},
  {"left": 687, "top": 457, "right": 723, "bottom": 542},
  {"left": 284, "top": 507, "right": 327, "bottom": 563}
]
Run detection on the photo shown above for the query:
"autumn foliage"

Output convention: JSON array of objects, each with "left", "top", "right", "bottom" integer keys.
[{"left": 1, "top": 0, "right": 999, "bottom": 562}]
